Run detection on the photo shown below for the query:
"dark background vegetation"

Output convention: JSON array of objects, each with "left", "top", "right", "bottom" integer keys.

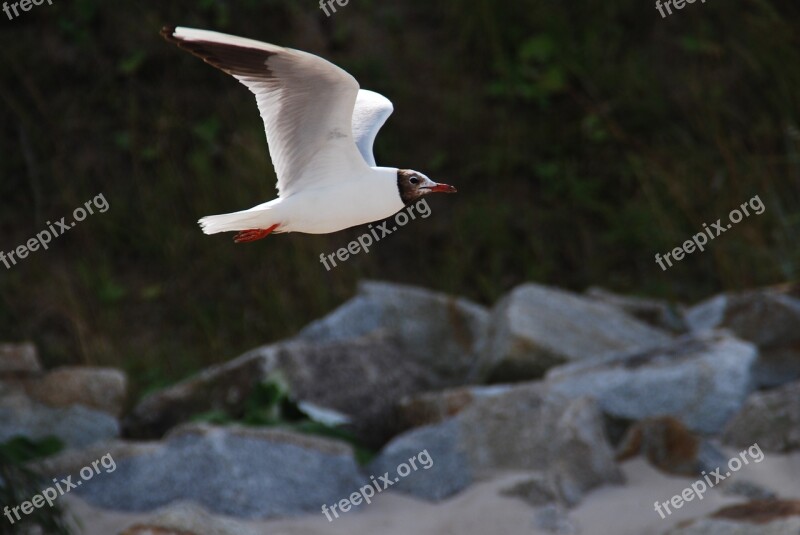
[{"left": 1, "top": 0, "right": 798, "bottom": 400}]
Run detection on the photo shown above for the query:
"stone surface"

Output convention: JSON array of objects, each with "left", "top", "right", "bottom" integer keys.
[
  {"left": 0, "top": 395, "right": 119, "bottom": 449},
  {"left": 125, "top": 334, "right": 435, "bottom": 445},
  {"left": 371, "top": 384, "right": 623, "bottom": 505},
  {"left": 297, "top": 280, "right": 492, "bottom": 385},
  {"left": 546, "top": 331, "right": 757, "bottom": 433},
  {"left": 616, "top": 416, "right": 727, "bottom": 476},
  {"left": 686, "top": 284, "right": 800, "bottom": 387},
  {"left": 485, "top": 283, "right": 672, "bottom": 381},
  {"left": 25, "top": 366, "right": 128, "bottom": 416},
  {"left": 723, "top": 380, "right": 800, "bottom": 452},
  {"left": 500, "top": 473, "right": 562, "bottom": 507},
  {"left": 73, "top": 424, "right": 364, "bottom": 519},
  {"left": 0, "top": 342, "right": 41, "bottom": 375},
  {"left": 395, "top": 384, "right": 512, "bottom": 430},
  {"left": 585, "top": 286, "right": 687, "bottom": 332}
]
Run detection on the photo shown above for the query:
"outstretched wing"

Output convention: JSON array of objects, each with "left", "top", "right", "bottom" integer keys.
[
  {"left": 352, "top": 89, "right": 394, "bottom": 167},
  {"left": 162, "top": 26, "right": 370, "bottom": 198}
]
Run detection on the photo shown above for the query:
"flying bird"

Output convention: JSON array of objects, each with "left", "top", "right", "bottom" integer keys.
[{"left": 161, "top": 26, "right": 457, "bottom": 243}]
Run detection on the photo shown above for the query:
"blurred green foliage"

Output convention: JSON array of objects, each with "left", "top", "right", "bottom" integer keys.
[{"left": 0, "top": 0, "right": 798, "bottom": 397}]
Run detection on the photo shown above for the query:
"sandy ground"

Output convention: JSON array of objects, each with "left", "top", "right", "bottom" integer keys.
[{"left": 63, "top": 451, "right": 800, "bottom": 535}]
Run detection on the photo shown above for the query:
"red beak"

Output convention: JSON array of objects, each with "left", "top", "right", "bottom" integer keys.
[{"left": 428, "top": 183, "right": 457, "bottom": 193}]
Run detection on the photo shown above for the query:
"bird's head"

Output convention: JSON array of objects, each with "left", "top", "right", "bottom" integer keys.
[{"left": 397, "top": 169, "right": 457, "bottom": 205}]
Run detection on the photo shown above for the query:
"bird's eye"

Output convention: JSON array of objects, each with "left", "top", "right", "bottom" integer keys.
[{"left": 410, "top": 176, "right": 419, "bottom": 184}]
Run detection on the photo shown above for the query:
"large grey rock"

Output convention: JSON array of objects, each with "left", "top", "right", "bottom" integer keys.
[
  {"left": 125, "top": 333, "right": 434, "bottom": 445},
  {"left": 585, "top": 287, "right": 687, "bottom": 332},
  {"left": 686, "top": 284, "right": 800, "bottom": 387},
  {"left": 723, "top": 380, "right": 800, "bottom": 452},
  {"left": 0, "top": 394, "right": 119, "bottom": 449},
  {"left": 486, "top": 283, "right": 672, "bottom": 381},
  {"left": 25, "top": 366, "right": 128, "bottom": 417},
  {"left": 661, "top": 500, "right": 800, "bottom": 535},
  {"left": 371, "top": 384, "right": 623, "bottom": 505},
  {"left": 546, "top": 331, "right": 757, "bottom": 434},
  {"left": 615, "top": 416, "right": 728, "bottom": 476},
  {"left": 0, "top": 342, "right": 41, "bottom": 375},
  {"left": 368, "top": 419, "right": 471, "bottom": 501},
  {"left": 73, "top": 424, "right": 364, "bottom": 519},
  {"left": 297, "top": 280, "right": 492, "bottom": 385},
  {"left": 395, "top": 384, "right": 512, "bottom": 430}
]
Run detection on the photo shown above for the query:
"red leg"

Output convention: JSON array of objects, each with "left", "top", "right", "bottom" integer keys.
[{"left": 233, "top": 224, "right": 280, "bottom": 244}]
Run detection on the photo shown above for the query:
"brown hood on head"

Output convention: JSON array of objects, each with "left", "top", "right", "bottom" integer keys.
[
  {"left": 396, "top": 169, "right": 457, "bottom": 205},
  {"left": 397, "top": 169, "right": 423, "bottom": 205}
]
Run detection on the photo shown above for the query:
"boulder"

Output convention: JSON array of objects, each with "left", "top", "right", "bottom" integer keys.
[
  {"left": 125, "top": 334, "right": 435, "bottom": 445},
  {"left": 723, "top": 380, "right": 800, "bottom": 452},
  {"left": 485, "top": 283, "right": 672, "bottom": 381},
  {"left": 662, "top": 500, "right": 800, "bottom": 535},
  {"left": 0, "top": 342, "right": 41, "bottom": 376},
  {"left": 616, "top": 416, "right": 727, "bottom": 476},
  {"left": 73, "top": 424, "right": 364, "bottom": 519},
  {"left": 25, "top": 366, "right": 128, "bottom": 417},
  {"left": 396, "top": 384, "right": 512, "bottom": 429},
  {"left": 686, "top": 284, "right": 800, "bottom": 387},
  {"left": 545, "top": 331, "right": 757, "bottom": 433},
  {"left": 0, "top": 395, "right": 119, "bottom": 449},
  {"left": 585, "top": 286, "right": 687, "bottom": 332},
  {"left": 370, "top": 384, "right": 623, "bottom": 505},
  {"left": 297, "top": 280, "right": 492, "bottom": 385}
]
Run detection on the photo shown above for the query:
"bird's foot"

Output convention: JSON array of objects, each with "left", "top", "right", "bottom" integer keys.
[{"left": 233, "top": 224, "right": 280, "bottom": 243}]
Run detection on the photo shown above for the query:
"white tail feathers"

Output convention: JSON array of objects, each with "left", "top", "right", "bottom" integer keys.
[{"left": 198, "top": 210, "right": 273, "bottom": 235}]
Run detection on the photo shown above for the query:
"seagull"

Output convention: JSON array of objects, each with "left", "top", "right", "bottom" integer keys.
[{"left": 161, "top": 26, "right": 457, "bottom": 243}]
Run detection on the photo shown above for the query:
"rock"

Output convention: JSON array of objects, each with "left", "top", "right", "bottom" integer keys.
[
  {"left": 723, "top": 381, "right": 800, "bottom": 452},
  {"left": 485, "top": 283, "right": 672, "bottom": 381},
  {"left": 396, "top": 384, "right": 512, "bottom": 430},
  {"left": 125, "top": 334, "right": 435, "bottom": 445},
  {"left": 118, "top": 502, "right": 261, "bottom": 535},
  {"left": 663, "top": 500, "right": 800, "bottom": 535},
  {"left": 0, "top": 397, "right": 119, "bottom": 450},
  {"left": 124, "top": 346, "right": 273, "bottom": 439},
  {"left": 73, "top": 424, "right": 363, "bottom": 519},
  {"left": 546, "top": 331, "right": 757, "bottom": 434},
  {"left": 368, "top": 419, "right": 472, "bottom": 501},
  {"left": 616, "top": 416, "right": 727, "bottom": 476},
  {"left": 534, "top": 503, "right": 577, "bottom": 534},
  {"left": 297, "top": 280, "right": 492, "bottom": 385},
  {"left": 500, "top": 473, "right": 562, "bottom": 507},
  {"left": 720, "top": 480, "right": 778, "bottom": 501},
  {"left": 0, "top": 342, "right": 41, "bottom": 375},
  {"left": 685, "top": 284, "right": 800, "bottom": 387},
  {"left": 585, "top": 287, "right": 688, "bottom": 332},
  {"left": 25, "top": 366, "right": 127, "bottom": 417},
  {"left": 371, "top": 384, "right": 623, "bottom": 505}
]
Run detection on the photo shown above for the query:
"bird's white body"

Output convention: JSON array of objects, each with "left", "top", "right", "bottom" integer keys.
[
  {"left": 208, "top": 167, "right": 404, "bottom": 235},
  {"left": 163, "top": 26, "right": 454, "bottom": 241}
]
